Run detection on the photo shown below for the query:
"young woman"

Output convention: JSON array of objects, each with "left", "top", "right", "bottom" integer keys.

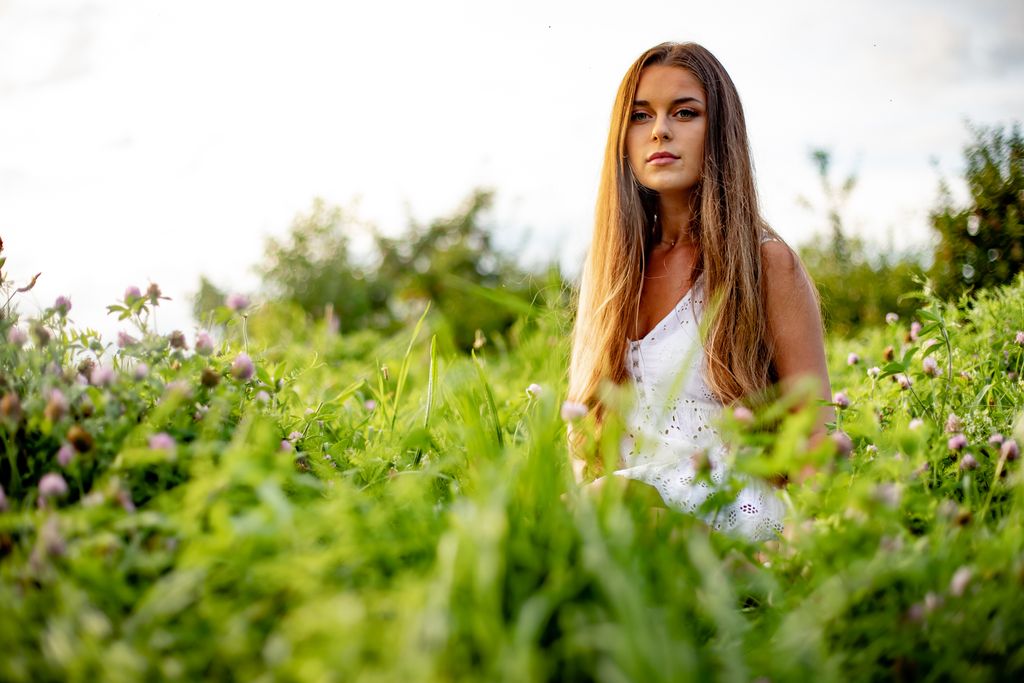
[{"left": 568, "top": 42, "right": 833, "bottom": 541}]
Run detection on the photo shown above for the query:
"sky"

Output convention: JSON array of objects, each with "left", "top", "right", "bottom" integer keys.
[{"left": 1, "top": 0, "right": 1022, "bottom": 341}]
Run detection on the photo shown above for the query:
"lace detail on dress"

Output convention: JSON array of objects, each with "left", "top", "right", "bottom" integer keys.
[{"left": 615, "top": 280, "right": 784, "bottom": 542}]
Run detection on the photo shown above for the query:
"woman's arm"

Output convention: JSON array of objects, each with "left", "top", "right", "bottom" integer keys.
[{"left": 761, "top": 241, "right": 835, "bottom": 438}]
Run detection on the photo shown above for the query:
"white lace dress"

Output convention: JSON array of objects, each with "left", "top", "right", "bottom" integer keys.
[{"left": 614, "top": 280, "right": 785, "bottom": 541}]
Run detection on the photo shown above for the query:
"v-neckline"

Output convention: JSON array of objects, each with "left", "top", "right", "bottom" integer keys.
[{"left": 628, "top": 286, "right": 694, "bottom": 345}]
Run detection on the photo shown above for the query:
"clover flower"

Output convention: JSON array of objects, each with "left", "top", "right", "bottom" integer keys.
[
  {"left": 832, "top": 430, "right": 853, "bottom": 457},
  {"left": 922, "top": 356, "right": 941, "bottom": 377},
  {"left": 526, "top": 383, "right": 543, "bottom": 399},
  {"left": 148, "top": 432, "right": 176, "bottom": 451},
  {"left": 146, "top": 283, "right": 163, "bottom": 304},
  {"left": 255, "top": 390, "right": 270, "bottom": 404},
  {"left": 959, "top": 453, "right": 978, "bottom": 470},
  {"left": 1001, "top": 439, "right": 1020, "bottom": 462},
  {"left": 226, "top": 293, "right": 249, "bottom": 311},
  {"left": 909, "top": 321, "right": 922, "bottom": 340},
  {"left": 288, "top": 431, "right": 303, "bottom": 443},
  {"left": 38, "top": 472, "right": 69, "bottom": 499},
  {"left": 53, "top": 295, "right": 72, "bottom": 316},
  {"left": 117, "top": 330, "right": 138, "bottom": 348},
  {"left": 124, "top": 286, "right": 142, "bottom": 302},
  {"left": 909, "top": 418, "right": 924, "bottom": 430},
  {"left": 67, "top": 425, "right": 94, "bottom": 453},
  {"left": 364, "top": 399, "right": 377, "bottom": 411},
  {"left": 560, "top": 400, "right": 588, "bottom": 422},
  {"left": 948, "top": 433, "right": 967, "bottom": 451},
  {"left": 195, "top": 331, "right": 214, "bottom": 356},
  {"left": 894, "top": 373, "right": 912, "bottom": 390},
  {"left": 988, "top": 433, "right": 1004, "bottom": 446},
  {"left": 200, "top": 367, "right": 220, "bottom": 388},
  {"left": 231, "top": 353, "right": 255, "bottom": 381},
  {"left": 733, "top": 406, "right": 754, "bottom": 424},
  {"left": 57, "top": 443, "right": 74, "bottom": 467},
  {"left": 945, "top": 413, "right": 962, "bottom": 433},
  {"left": 44, "top": 389, "right": 68, "bottom": 422},
  {"left": 90, "top": 364, "right": 115, "bottom": 387},
  {"left": 0, "top": 484, "right": 6, "bottom": 512},
  {"left": 885, "top": 312, "right": 899, "bottom": 324},
  {"left": 867, "top": 366, "right": 881, "bottom": 379},
  {"left": 833, "top": 391, "right": 850, "bottom": 409},
  {"left": 1016, "top": 331, "right": 1024, "bottom": 346},
  {"left": 7, "top": 327, "right": 27, "bottom": 347},
  {"left": 847, "top": 352, "right": 860, "bottom": 366},
  {"left": 280, "top": 440, "right": 293, "bottom": 452},
  {"left": 133, "top": 362, "right": 149, "bottom": 380}
]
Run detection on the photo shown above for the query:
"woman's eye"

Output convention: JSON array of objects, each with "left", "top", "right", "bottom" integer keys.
[
  {"left": 675, "top": 109, "right": 697, "bottom": 119},
  {"left": 630, "top": 111, "right": 650, "bottom": 122}
]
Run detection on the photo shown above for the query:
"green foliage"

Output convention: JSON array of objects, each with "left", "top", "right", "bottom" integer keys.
[
  {"left": 930, "top": 122, "right": 1024, "bottom": 299},
  {"left": 795, "top": 149, "right": 926, "bottom": 335},
  {"left": 4, "top": 232, "right": 1024, "bottom": 680}
]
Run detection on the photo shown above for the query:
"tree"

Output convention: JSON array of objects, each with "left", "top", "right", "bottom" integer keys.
[{"left": 930, "top": 122, "right": 1024, "bottom": 300}]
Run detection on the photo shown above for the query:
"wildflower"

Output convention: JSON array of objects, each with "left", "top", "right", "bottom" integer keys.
[
  {"left": 115, "top": 488, "right": 135, "bottom": 513},
  {"left": 910, "top": 321, "right": 922, "bottom": 340},
  {"left": 44, "top": 389, "right": 68, "bottom": 422},
  {"left": 193, "top": 403, "right": 210, "bottom": 421},
  {"left": 1001, "top": 439, "right": 1020, "bottom": 462},
  {"left": 948, "top": 434, "right": 967, "bottom": 451},
  {"left": 561, "top": 400, "right": 588, "bottom": 422},
  {"left": 288, "top": 431, "right": 303, "bottom": 443},
  {"left": 146, "top": 283, "right": 163, "bottom": 304},
  {"left": 164, "top": 380, "right": 192, "bottom": 398},
  {"left": 6, "top": 326, "right": 27, "bottom": 347},
  {"left": 90, "top": 364, "right": 115, "bottom": 387},
  {"left": 960, "top": 453, "right": 978, "bottom": 470},
  {"left": 866, "top": 444, "right": 878, "bottom": 454},
  {"left": 922, "top": 356, "right": 941, "bottom": 377},
  {"left": 53, "top": 295, "right": 72, "bottom": 316},
  {"left": 148, "top": 432, "right": 176, "bottom": 451},
  {"left": 885, "top": 312, "right": 899, "bottom": 324},
  {"left": 873, "top": 482, "right": 901, "bottom": 508},
  {"left": 945, "top": 413, "right": 962, "bottom": 433},
  {"left": 922, "top": 338, "right": 939, "bottom": 351},
  {"left": 195, "top": 331, "right": 214, "bottom": 356},
  {"left": 1016, "top": 331, "right": 1024, "bottom": 346},
  {"left": 169, "top": 330, "right": 187, "bottom": 350},
  {"left": 255, "top": 390, "right": 270, "bottom": 404},
  {"left": 894, "top": 374, "right": 912, "bottom": 390},
  {"left": 67, "top": 425, "right": 94, "bottom": 453},
  {"left": 988, "top": 433, "right": 1004, "bottom": 446},
  {"left": 364, "top": 399, "right": 377, "bottom": 411},
  {"left": 133, "top": 362, "right": 149, "bottom": 380},
  {"left": 959, "top": 370, "right": 972, "bottom": 381},
  {"left": 832, "top": 430, "right": 854, "bottom": 457},
  {"left": 847, "top": 352, "right": 860, "bottom": 366},
  {"left": 32, "top": 322, "right": 51, "bottom": 347},
  {"left": 0, "top": 392, "right": 23, "bottom": 423},
  {"left": 226, "top": 293, "right": 249, "bottom": 311},
  {"left": 200, "top": 366, "right": 220, "bottom": 388},
  {"left": 231, "top": 353, "right": 255, "bottom": 381},
  {"left": 280, "top": 440, "right": 293, "bottom": 452},
  {"left": 0, "top": 484, "right": 6, "bottom": 512},
  {"left": 124, "top": 286, "right": 142, "bottom": 302},
  {"left": 526, "top": 383, "right": 543, "bottom": 399},
  {"left": 923, "top": 591, "right": 942, "bottom": 614},
  {"left": 867, "top": 366, "right": 881, "bottom": 379},
  {"left": 117, "top": 330, "right": 138, "bottom": 348},
  {"left": 833, "top": 391, "right": 850, "bottom": 409},
  {"left": 733, "top": 406, "right": 755, "bottom": 424},
  {"left": 57, "top": 444, "right": 74, "bottom": 467},
  {"left": 909, "top": 418, "right": 925, "bottom": 430},
  {"left": 883, "top": 346, "right": 894, "bottom": 361},
  {"left": 38, "top": 472, "right": 69, "bottom": 499},
  {"left": 950, "top": 566, "right": 972, "bottom": 597}
]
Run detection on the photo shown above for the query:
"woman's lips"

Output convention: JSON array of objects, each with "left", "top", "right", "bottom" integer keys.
[{"left": 647, "top": 152, "right": 679, "bottom": 165}]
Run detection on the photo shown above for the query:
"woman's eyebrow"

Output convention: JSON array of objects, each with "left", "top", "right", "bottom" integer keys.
[{"left": 632, "top": 97, "right": 705, "bottom": 107}]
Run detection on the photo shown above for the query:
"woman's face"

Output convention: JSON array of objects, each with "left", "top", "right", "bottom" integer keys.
[{"left": 625, "top": 65, "right": 707, "bottom": 198}]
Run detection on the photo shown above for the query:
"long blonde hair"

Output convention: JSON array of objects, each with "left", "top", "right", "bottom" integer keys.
[{"left": 569, "top": 42, "right": 783, "bottom": 426}]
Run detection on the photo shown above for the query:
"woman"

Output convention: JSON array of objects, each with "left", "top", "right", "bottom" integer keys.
[{"left": 568, "top": 42, "right": 833, "bottom": 541}]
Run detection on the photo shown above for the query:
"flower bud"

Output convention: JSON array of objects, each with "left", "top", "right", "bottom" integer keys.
[
  {"left": 90, "top": 365, "right": 115, "bottom": 387},
  {"left": 124, "top": 286, "right": 142, "bottom": 302},
  {"left": 883, "top": 346, "right": 894, "bottom": 362},
  {"left": 1001, "top": 439, "right": 1020, "bottom": 462},
  {"left": 959, "top": 453, "right": 978, "bottom": 470},
  {"left": 1016, "top": 331, "right": 1024, "bottom": 346},
  {"left": 895, "top": 374, "right": 912, "bottom": 390},
  {"left": 949, "top": 566, "right": 972, "bottom": 597},
  {"left": 988, "top": 433, "right": 1004, "bottom": 446},
  {"left": 225, "top": 293, "right": 249, "bottom": 311},
  {"left": 231, "top": 353, "right": 255, "bottom": 381},
  {"left": 909, "top": 321, "right": 922, "bottom": 341},
  {"left": 169, "top": 330, "right": 187, "bottom": 350},
  {"left": 32, "top": 322, "right": 51, "bottom": 347},
  {"left": 885, "top": 312, "right": 899, "bottom": 324},
  {"left": 57, "top": 443, "right": 74, "bottom": 467},
  {"left": 833, "top": 391, "right": 850, "bottom": 409},
  {"left": 867, "top": 366, "right": 881, "bottom": 379},
  {"left": 948, "top": 434, "right": 967, "bottom": 451},
  {"left": 53, "top": 295, "right": 72, "bottom": 316},
  {"left": 133, "top": 362, "right": 149, "bottom": 380},
  {"left": 0, "top": 392, "right": 23, "bottom": 422},
  {"left": 146, "top": 283, "right": 162, "bottom": 304},
  {"left": 67, "top": 425, "right": 94, "bottom": 453},
  {"left": 847, "top": 352, "right": 860, "bottom": 366},
  {"left": 526, "top": 383, "right": 543, "bottom": 399},
  {"left": 909, "top": 418, "right": 924, "bottom": 430},
  {"left": 945, "top": 413, "right": 962, "bottom": 433},
  {"left": 200, "top": 366, "right": 220, "bottom": 388},
  {"left": 44, "top": 389, "right": 68, "bottom": 422},
  {"left": 117, "top": 330, "right": 138, "bottom": 348},
  {"left": 148, "top": 432, "right": 175, "bottom": 451},
  {"left": 733, "top": 406, "right": 754, "bottom": 424},
  {"left": 38, "top": 472, "right": 69, "bottom": 499},
  {"left": 922, "top": 356, "right": 941, "bottom": 377},
  {"left": 832, "top": 430, "right": 853, "bottom": 457}
]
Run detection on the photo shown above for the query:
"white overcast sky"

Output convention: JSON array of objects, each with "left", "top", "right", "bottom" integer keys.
[{"left": 2, "top": 0, "right": 1022, "bottom": 340}]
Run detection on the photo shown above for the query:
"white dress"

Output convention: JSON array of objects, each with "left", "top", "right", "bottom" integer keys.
[{"left": 614, "top": 278, "right": 786, "bottom": 541}]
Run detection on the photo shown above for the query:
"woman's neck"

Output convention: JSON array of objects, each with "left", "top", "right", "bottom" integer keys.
[{"left": 656, "top": 192, "right": 698, "bottom": 248}]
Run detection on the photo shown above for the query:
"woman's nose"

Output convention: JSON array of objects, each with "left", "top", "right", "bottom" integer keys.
[{"left": 652, "top": 115, "right": 672, "bottom": 141}]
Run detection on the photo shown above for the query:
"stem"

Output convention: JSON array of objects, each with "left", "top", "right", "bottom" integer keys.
[
  {"left": 938, "top": 305, "right": 953, "bottom": 421},
  {"left": 242, "top": 315, "right": 249, "bottom": 355}
]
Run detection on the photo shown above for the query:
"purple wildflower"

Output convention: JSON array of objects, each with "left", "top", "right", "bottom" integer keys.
[
  {"left": 169, "top": 330, "right": 187, "bottom": 350},
  {"left": 895, "top": 373, "right": 912, "bottom": 390},
  {"left": 117, "top": 330, "right": 138, "bottom": 348},
  {"left": 255, "top": 390, "right": 270, "bottom": 404},
  {"left": 364, "top": 399, "right": 377, "bottom": 411},
  {"left": 989, "top": 433, "right": 1004, "bottom": 446},
  {"left": 867, "top": 366, "right": 881, "bottom": 379},
  {"left": 280, "top": 439, "right": 293, "bottom": 452},
  {"left": 950, "top": 566, "right": 972, "bottom": 597},
  {"left": 7, "top": 327, "right": 27, "bottom": 347},
  {"left": 561, "top": 401, "right": 588, "bottom": 423},
  {"left": 90, "top": 364, "right": 115, "bottom": 387},
  {"left": 945, "top": 413, "right": 962, "bottom": 433},
  {"left": 195, "top": 331, "right": 214, "bottom": 356},
  {"left": 53, "top": 296, "right": 72, "bottom": 316},
  {"left": 526, "top": 383, "right": 543, "bottom": 399},
  {"left": 124, "top": 286, "right": 142, "bottom": 302},
  {"left": 231, "top": 353, "right": 255, "bottom": 381},
  {"left": 146, "top": 283, "right": 163, "bottom": 304},
  {"left": 38, "top": 472, "right": 69, "bottom": 498},
  {"left": 910, "top": 321, "right": 922, "bottom": 340},
  {"left": 1001, "top": 440, "right": 1020, "bottom": 462},
  {"left": 948, "top": 433, "right": 967, "bottom": 451},
  {"left": 733, "top": 406, "right": 755, "bottom": 424},
  {"left": 959, "top": 453, "right": 978, "bottom": 470},
  {"left": 832, "top": 430, "right": 854, "bottom": 457},
  {"left": 847, "top": 352, "right": 860, "bottom": 366},
  {"left": 133, "top": 362, "right": 149, "bottom": 380},
  {"left": 288, "top": 431, "right": 303, "bottom": 442},
  {"left": 0, "top": 484, "right": 6, "bottom": 512},
  {"left": 909, "top": 418, "right": 925, "bottom": 430},
  {"left": 148, "top": 432, "right": 176, "bottom": 451},
  {"left": 833, "top": 391, "right": 850, "bottom": 409},
  {"left": 57, "top": 443, "right": 74, "bottom": 467},
  {"left": 922, "top": 356, "right": 941, "bottom": 377},
  {"left": 226, "top": 293, "right": 249, "bottom": 312},
  {"left": 1016, "top": 331, "right": 1024, "bottom": 346},
  {"left": 885, "top": 312, "right": 899, "bottom": 325},
  {"left": 44, "top": 389, "right": 68, "bottom": 422}
]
